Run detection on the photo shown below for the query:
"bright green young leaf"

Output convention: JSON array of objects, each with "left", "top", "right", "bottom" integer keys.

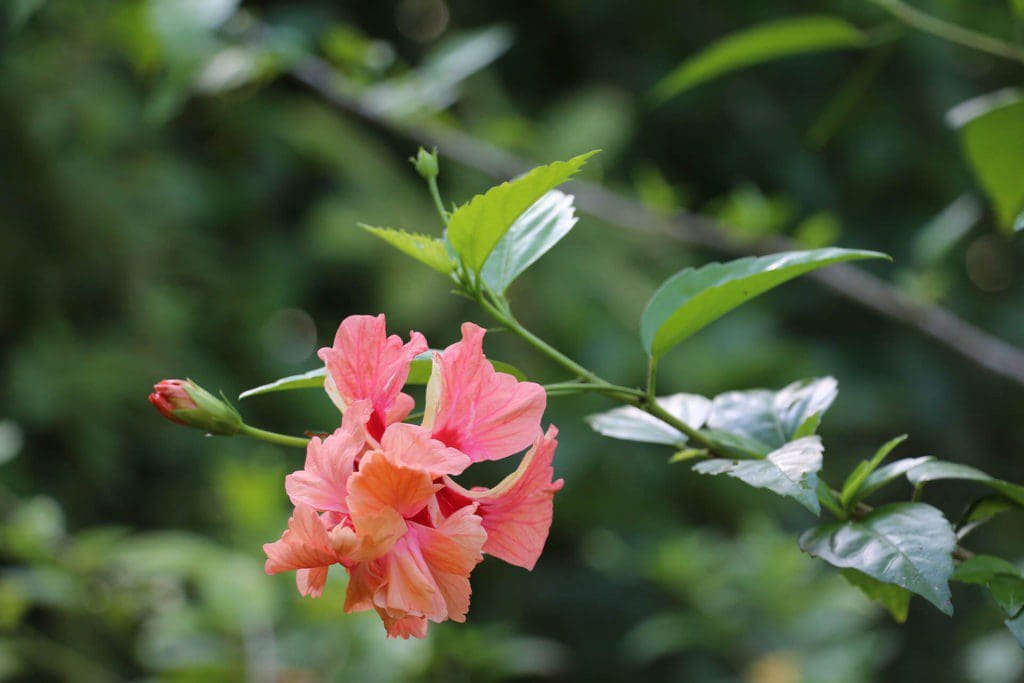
[
  {"left": 641, "top": 249, "right": 888, "bottom": 358},
  {"left": 841, "top": 569, "right": 912, "bottom": 623},
  {"left": 706, "top": 376, "right": 838, "bottom": 451},
  {"left": 799, "top": 502, "right": 956, "bottom": 615},
  {"left": 853, "top": 456, "right": 934, "bottom": 503},
  {"left": 693, "top": 435, "right": 824, "bottom": 514},
  {"left": 240, "top": 352, "right": 524, "bottom": 399},
  {"left": 361, "top": 226, "right": 456, "bottom": 275},
  {"left": 448, "top": 151, "right": 597, "bottom": 273},
  {"left": 840, "top": 434, "right": 908, "bottom": 510},
  {"left": 906, "top": 460, "right": 1024, "bottom": 507},
  {"left": 948, "top": 90, "right": 1024, "bottom": 233},
  {"left": 481, "top": 190, "right": 578, "bottom": 293},
  {"left": 586, "top": 393, "right": 712, "bottom": 447},
  {"left": 651, "top": 15, "right": 867, "bottom": 102}
]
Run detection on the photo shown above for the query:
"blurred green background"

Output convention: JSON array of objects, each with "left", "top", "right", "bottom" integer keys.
[{"left": 3, "top": 0, "right": 1024, "bottom": 681}]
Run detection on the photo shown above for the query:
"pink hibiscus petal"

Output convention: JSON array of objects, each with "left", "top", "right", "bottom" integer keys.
[
  {"left": 318, "top": 314, "right": 427, "bottom": 439},
  {"left": 422, "top": 322, "right": 546, "bottom": 463},
  {"left": 410, "top": 505, "right": 486, "bottom": 623},
  {"left": 440, "top": 426, "right": 563, "bottom": 570},
  {"left": 263, "top": 504, "right": 339, "bottom": 576},
  {"left": 380, "top": 422, "right": 472, "bottom": 477},
  {"left": 284, "top": 402, "right": 372, "bottom": 512}
]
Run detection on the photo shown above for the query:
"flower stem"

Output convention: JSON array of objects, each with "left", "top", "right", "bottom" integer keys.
[
  {"left": 428, "top": 175, "right": 450, "bottom": 226},
  {"left": 867, "top": 0, "right": 1024, "bottom": 63},
  {"left": 240, "top": 424, "right": 310, "bottom": 449}
]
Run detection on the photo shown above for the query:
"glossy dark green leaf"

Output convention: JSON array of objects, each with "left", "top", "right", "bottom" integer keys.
[
  {"left": 854, "top": 456, "right": 934, "bottom": 502},
  {"left": 906, "top": 460, "right": 1024, "bottom": 507},
  {"left": 840, "top": 434, "right": 908, "bottom": 509},
  {"left": 841, "top": 569, "right": 911, "bottom": 623},
  {"left": 448, "top": 151, "right": 596, "bottom": 273},
  {"left": 706, "top": 376, "right": 838, "bottom": 451},
  {"left": 651, "top": 15, "right": 866, "bottom": 102},
  {"left": 586, "top": 393, "right": 712, "bottom": 447},
  {"left": 361, "top": 226, "right": 456, "bottom": 275},
  {"left": 948, "top": 90, "right": 1024, "bottom": 233},
  {"left": 641, "top": 249, "right": 887, "bottom": 358},
  {"left": 694, "top": 435, "right": 823, "bottom": 514},
  {"left": 481, "top": 190, "right": 578, "bottom": 293},
  {"left": 799, "top": 502, "right": 956, "bottom": 614}
]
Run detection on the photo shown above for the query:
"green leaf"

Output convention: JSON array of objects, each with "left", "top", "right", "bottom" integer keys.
[
  {"left": 799, "top": 502, "right": 956, "bottom": 615},
  {"left": 698, "top": 428, "right": 774, "bottom": 459},
  {"left": 239, "top": 368, "right": 325, "bottom": 399},
  {"left": 240, "top": 352, "right": 524, "bottom": 399},
  {"left": 481, "top": 190, "right": 578, "bottom": 293},
  {"left": 586, "top": 393, "right": 712, "bottom": 447},
  {"left": 1014, "top": 0, "right": 1024, "bottom": 19},
  {"left": 1006, "top": 611, "right": 1024, "bottom": 648},
  {"left": 840, "top": 434, "right": 908, "bottom": 510},
  {"left": 448, "top": 151, "right": 597, "bottom": 273},
  {"left": 954, "top": 555, "right": 1024, "bottom": 617},
  {"left": 958, "top": 495, "right": 1019, "bottom": 540},
  {"left": 361, "top": 226, "right": 456, "bottom": 275},
  {"left": 948, "top": 90, "right": 1024, "bottom": 233},
  {"left": 651, "top": 15, "right": 867, "bottom": 102},
  {"left": 641, "top": 249, "right": 888, "bottom": 358},
  {"left": 906, "top": 460, "right": 1024, "bottom": 507},
  {"left": 841, "top": 569, "right": 912, "bottom": 623},
  {"left": 854, "top": 456, "right": 934, "bottom": 502},
  {"left": 706, "top": 376, "right": 839, "bottom": 451},
  {"left": 693, "top": 435, "right": 824, "bottom": 514}
]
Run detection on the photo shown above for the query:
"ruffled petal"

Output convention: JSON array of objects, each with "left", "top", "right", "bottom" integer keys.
[
  {"left": 440, "top": 426, "right": 562, "bottom": 570},
  {"left": 285, "top": 402, "right": 371, "bottom": 513},
  {"left": 422, "top": 323, "right": 545, "bottom": 463},
  {"left": 318, "top": 314, "right": 427, "bottom": 439},
  {"left": 347, "top": 450, "right": 441, "bottom": 520},
  {"left": 410, "top": 505, "right": 486, "bottom": 622},
  {"left": 263, "top": 504, "right": 339, "bottom": 575},
  {"left": 344, "top": 560, "right": 385, "bottom": 614},
  {"left": 377, "top": 610, "right": 429, "bottom": 639},
  {"left": 380, "top": 422, "right": 472, "bottom": 477},
  {"left": 376, "top": 534, "right": 447, "bottom": 623},
  {"left": 297, "top": 567, "right": 329, "bottom": 597}
]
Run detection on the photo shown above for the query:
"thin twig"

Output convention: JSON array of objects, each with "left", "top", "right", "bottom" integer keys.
[{"left": 286, "top": 53, "right": 1024, "bottom": 389}]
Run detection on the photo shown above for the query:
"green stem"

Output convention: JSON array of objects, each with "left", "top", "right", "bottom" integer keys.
[
  {"left": 543, "top": 381, "right": 645, "bottom": 400},
  {"left": 867, "top": 0, "right": 1024, "bottom": 63},
  {"left": 428, "top": 175, "right": 450, "bottom": 225},
  {"left": 240, "top": 424, "right": 310, "bottom": 449},
  {"left": 645, "top": 356, "right": 658, "bottom": 401}
]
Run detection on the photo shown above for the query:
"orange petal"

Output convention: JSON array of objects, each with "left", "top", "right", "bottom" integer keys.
[
  {"left": 263, "top": 504, "right": 338, "bottom": 575},
  {"left": 380, "top": 422, "right": 471, "bottom": 477},
  {"left": 411, "top": 505, "right": 486, "bottom": 622},
  {"left": 347, "top": 451, "right": 440, "bottom": 520}
]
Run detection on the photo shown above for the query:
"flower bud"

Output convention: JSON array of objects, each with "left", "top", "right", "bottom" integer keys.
[
  {"left": 410, "top": 147, "right": 439, "bottom": 180},
  {"left": 149, "top": 379, "right": 243, "bottom": 436}
]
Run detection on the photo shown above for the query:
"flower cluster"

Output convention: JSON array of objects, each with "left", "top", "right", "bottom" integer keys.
[{"left": 263, "top": 315, "right": 563, "bottom": 638}]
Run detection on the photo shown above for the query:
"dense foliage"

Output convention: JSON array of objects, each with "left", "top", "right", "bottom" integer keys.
[{"left": 3, "top": 1, "right": 1024, "bottom": 681}]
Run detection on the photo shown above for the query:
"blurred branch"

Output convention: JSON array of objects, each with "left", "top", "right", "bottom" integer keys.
[
  {"left": 866, "top": 0, "right": 1024, "bottom": 64},
  {"left": 286, "top": 53, "right": 1024, "bottom": 389}
]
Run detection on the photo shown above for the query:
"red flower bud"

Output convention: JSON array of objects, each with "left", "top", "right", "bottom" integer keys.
[
  {"left": 149, "top": 380, "right": 195, "bottom": 425},
  {"left": 148, "top": 378, "right": 243, "bottom": 435}
]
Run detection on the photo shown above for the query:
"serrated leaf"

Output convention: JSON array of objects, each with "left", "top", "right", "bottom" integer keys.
[
  {"left": 906, "top": 460, "right": 1024, "bottom": 507},
  {"left": 840, "top": 434, "right": 908, "bottom": 510},
  {"left": 799, "top": 502, "right": 956, "bottom": 615},
  {"left": 448, "top": 151, "right": 597, "bottom": 273},
  {"left": 241, "top": 352, "right": 525, "bottom": 399},
  {"left": 693, "top": 435, "right": 823, "bottom": 514},
  {"left": 481, "top": 190, "right": 578, "bottom": 293},
  {"left": 854, "top": 456, "right": 934, "bottom": 503},
  {"left": 651, "top": 15, "right": 867, "bottom": 102},
  {"left": 948, "top": 89, "right": 1024, "bottom": 233},
  {"left": 641, "top": 249, "right": 888, "bottom": 358},
  {"left": 706, "top": 376, "right": 839, "bottom": 452},
  {"left": 362, "top": 226, "right": 456, "bottom": 275},
  {"left": 586, "top": 393, "right": 712, "bottom": 447},
  {"left": 842, "top": 569, "right": 912, "bottom": 623}
]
